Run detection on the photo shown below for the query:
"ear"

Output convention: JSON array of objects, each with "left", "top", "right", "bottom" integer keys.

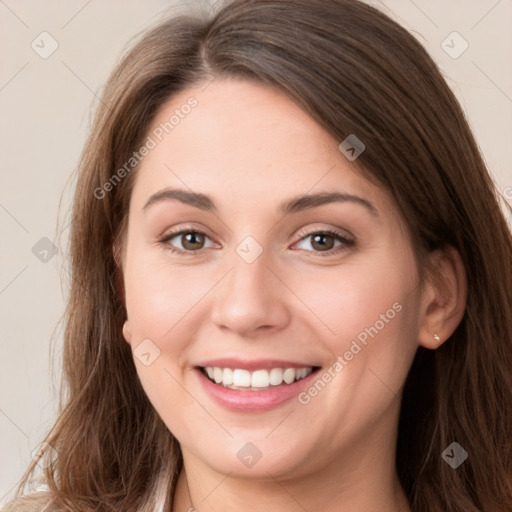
[
  {"left": 122, "top": 320, "right": 132, "bottom": 345},
  {"left": 417, "top": 245, "right": 467, "bottom": 349},
  {"left": 113, "top": 235, "right": 131, "bottom": 345}
]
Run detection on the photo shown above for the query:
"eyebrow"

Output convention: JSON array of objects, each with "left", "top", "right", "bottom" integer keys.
[{"left": 142, "top": 188, "right": 379, "bottom": 217}]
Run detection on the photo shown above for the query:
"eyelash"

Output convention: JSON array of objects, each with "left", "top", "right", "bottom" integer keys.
[{"left": 159, "top": 227, "right": 355, "bottom": 258}]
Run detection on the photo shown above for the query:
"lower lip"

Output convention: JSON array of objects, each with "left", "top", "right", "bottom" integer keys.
[{"left": 194, "top": 367, "right": 320, "bottom": 413}]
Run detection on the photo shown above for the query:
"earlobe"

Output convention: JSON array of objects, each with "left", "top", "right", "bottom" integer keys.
[
  {"left": 418, "top": 246, "right": 467, "bottom": 350},
  {"left": 123, "top": 320, "right": 132, "bottom": 344}
]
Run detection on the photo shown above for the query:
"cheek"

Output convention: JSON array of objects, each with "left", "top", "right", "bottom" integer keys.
[
  {"left": 288, "top": 252, "right": 419, "bottom": 401},
  {"left": 123, "top": 244, "right": 218, "bottom": 351},
  {"left": 122, "top": 247, "right": 212, "bottom": 431},
  {"left": 288, "top": 256, "right": 414, "bottom": 347},
  {"left": 289, "top": 259, "right": 419, "bottom": 448}
]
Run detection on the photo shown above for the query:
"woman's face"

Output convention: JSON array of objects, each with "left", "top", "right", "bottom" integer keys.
[{"left": 121, "top": 77, "right": 423, "bottom": 479}]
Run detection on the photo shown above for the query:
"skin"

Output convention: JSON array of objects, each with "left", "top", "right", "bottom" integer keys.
[{"left": 119, "top": 77, "right": 467, "bottom": 512}]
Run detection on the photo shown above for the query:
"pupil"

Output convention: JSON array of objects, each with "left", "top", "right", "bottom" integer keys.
[
  {"left": 312, "top": 234, "right": 334, "bottom": 251},
  {"left": 183, "top": 232, "right": 203, "bottom": 250}
]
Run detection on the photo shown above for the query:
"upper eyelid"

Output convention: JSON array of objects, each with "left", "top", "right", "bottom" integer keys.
[{"left": 295, "top": 225, "right": 353, "bottom": 241}]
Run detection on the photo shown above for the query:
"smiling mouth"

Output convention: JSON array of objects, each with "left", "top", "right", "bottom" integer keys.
[{"left": 198, "top": 366, "right": 321, "bottom": 391}]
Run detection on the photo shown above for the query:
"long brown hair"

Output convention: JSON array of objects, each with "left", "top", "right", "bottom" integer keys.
[{"left": 6, "top": 0, "right": 512, "bottom": 510}]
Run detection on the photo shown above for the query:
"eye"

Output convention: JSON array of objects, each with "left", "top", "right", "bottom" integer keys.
[
  {"left": 159, "top": 227, "right": 354, "bottom": 257},
  {"left": 159, "top": 229, "right": 216, "bottom": 255},
  {"left": 293, "top": 229, "right": 354, "bottom": 256}
]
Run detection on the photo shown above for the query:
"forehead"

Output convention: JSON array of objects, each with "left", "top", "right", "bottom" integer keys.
[{"left": 129, "top": 78, "right": 393, "bottom": 220}]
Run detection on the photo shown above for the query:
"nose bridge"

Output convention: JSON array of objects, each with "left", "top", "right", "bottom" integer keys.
[
  {"left": 210, "top": 235, "right": 290, "bottom": 335},
  {"left": 228, "top": 231, "right": 273, "bottom": 291}
]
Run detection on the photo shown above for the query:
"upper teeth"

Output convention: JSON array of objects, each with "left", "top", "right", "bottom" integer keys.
[{"left": 204, "top": 367, "right": 313, "bottom": 389}]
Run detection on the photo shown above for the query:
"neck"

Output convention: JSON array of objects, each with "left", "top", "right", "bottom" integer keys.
[
  {"left": 171, "top": 422, "right": 411, "bottom": 512},
  {"left": 173, "top": 467, "right": 410, "bottom": 512}
]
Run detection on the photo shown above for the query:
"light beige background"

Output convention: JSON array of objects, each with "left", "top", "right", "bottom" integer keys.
[{"left": 1, "top": 0, "right": 511, "bottom": 504}]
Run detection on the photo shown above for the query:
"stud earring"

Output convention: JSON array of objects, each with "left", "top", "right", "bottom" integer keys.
[{"left": 433, "top": 333, "right": 440, "bottom": 342}]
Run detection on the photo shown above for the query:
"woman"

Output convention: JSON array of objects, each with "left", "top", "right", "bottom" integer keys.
[{"left": 6, "top": 0, "right": 512, "bottom": 510}]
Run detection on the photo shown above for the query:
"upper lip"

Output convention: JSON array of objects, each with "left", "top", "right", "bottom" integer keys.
[{"left": 195, "top": 358, "right": 321, "bottom": 371}]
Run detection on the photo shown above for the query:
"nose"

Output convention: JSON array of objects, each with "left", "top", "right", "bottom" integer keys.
[{"left": 210, "top": 249, "right": 291, "bottom": 337}]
